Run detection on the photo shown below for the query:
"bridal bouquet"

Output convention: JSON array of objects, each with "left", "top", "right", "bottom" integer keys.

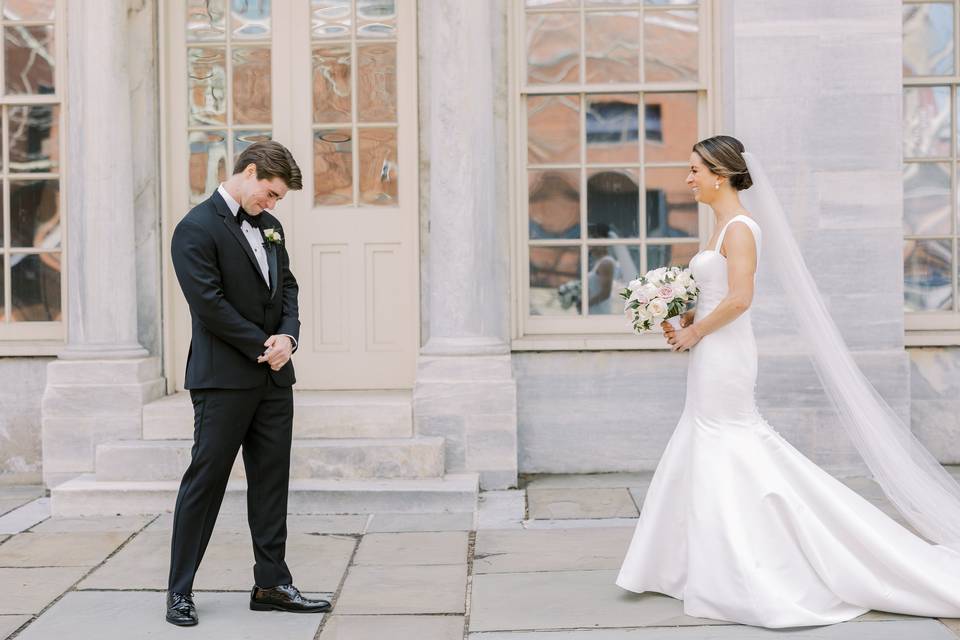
[{"left": 621, "top": 266, "right": 699, "bottom": 334}]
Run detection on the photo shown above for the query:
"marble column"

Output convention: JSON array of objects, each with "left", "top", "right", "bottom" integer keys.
[
  {"left": 413, "top": 0, "right": 517, "bottom": 490},
  {"left": 41, "top": 0, "right": 164, "bottom": 487}
]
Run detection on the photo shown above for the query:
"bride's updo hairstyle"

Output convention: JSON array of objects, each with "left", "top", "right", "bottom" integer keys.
[{"left": 692, "top": 135, "right": 753, "bottom": 191}]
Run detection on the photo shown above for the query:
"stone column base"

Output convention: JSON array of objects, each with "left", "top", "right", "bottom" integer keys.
[
  {"left": 41, "top": 357, "right": 165, "bottom": 487},
  {"left": 413, "top": 354, "right": 518, "bottom": 490}
]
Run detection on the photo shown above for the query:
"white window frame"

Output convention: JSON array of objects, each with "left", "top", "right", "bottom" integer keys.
[
  {"left": 903, "top": 0, "right": 960, "bottom": 346},
  {"left": 509, "top": 0, "right": 721, "bottom": 351},
  {"left": 0, "top": 0, "right": 67, "bottom": 354}
]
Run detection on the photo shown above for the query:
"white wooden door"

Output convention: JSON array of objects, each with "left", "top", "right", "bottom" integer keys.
[{"left": 164, "top": 0, "right": 419, "bottom": 391}]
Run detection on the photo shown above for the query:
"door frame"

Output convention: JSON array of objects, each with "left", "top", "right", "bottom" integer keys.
[{"left": 160, "top": 0, "right": 421, "bottom": 393}]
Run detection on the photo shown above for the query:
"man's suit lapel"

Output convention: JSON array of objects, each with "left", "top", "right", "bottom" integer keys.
[{"left": 211, "top": 191, "right": 268, "bottom": 287}]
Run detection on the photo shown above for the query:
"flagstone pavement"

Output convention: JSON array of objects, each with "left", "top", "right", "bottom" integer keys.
[{"left": 1, "top": 472, "right": 959, "bottom": 640}]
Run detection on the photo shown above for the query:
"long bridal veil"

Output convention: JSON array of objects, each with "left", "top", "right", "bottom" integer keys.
[{"left": 740, "top": 151, "right": 960, "bottom": 548}]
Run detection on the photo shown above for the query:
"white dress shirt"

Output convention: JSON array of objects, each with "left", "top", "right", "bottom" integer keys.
[
  {"left": 217, "top": 184, "right": 297, "bottom": 352},
  {"left": 218, "top": 183, "right": 269, "bottom": 285}
]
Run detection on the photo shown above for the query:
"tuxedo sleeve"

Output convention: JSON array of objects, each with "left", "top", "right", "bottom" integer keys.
[
  {"left": 276, "top": 233, "right": 301, "bottom": 352},
  {"left": 171, "top": 218, "right": 270, "bottom": 361}
]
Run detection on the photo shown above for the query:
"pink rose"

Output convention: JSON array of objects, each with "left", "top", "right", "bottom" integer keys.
[{"left": 658, "top": 285, "right": 676, "bottom": 300}]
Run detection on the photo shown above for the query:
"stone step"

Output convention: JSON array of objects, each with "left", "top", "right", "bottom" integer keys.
[
  {"left": 50, "top": 473, "right": 479, "bottom": 516},
  {"left": 142, "top": 390, "right": 413, "bottom": 440},
  {"left": 95, "top": 437, "right": 445, "bottom": 481}
]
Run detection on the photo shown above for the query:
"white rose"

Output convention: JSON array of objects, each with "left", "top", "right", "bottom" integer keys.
[
  {"left": 627, "top": 278, "right": 644, "bottom": 291},
  {"left": 636, "top": 305, "right": 653, "bottom": 321},
  {"left": 640, "top": 283, "right": 658, "bottom": 300},
  {"left": 629, "top": 289, "right": 649, "bottom": 305},
  {"left": 647, "top": 299, "right": 668, "bottom": 319},
  {"left": 676, "top": 272, "right": 693, "bottom": 287}
]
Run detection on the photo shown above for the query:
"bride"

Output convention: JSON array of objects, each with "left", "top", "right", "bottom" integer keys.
[{"left": 616, "top": 135, "right": 960, "bottom": 628}]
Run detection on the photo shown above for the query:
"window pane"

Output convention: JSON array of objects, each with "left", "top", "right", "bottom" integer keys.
[
  {"left": 359, "top": 127, "right": 398, "bottom": 205},
  {"left": 644, "top": 92, "right": 697, "bottom": 162},
  {"left": 643, "top": 10, "right": 698, "bottom": 83},
  {"left": 586, "top": 244, "right": 638, "bottom": 314},
  {"left": 312, "top": 0, "right": 351, "bottom": 39},
  {"left": 903, "top": 162, "right": 950, "bottom": 236},
  {"left": 3, "top": 0, "right": 55, "bottom": 20},
  {"left": 585, "top": 12, "right": 639, "bottom": 84},
  {"left": 187, "top": 47, "right": 227, "bottom": 126},
  {"left": 187, "top": 0, "right": 227, "bottom": 41},
  {"left": 188, "top": 130, "right": 228, "bottom": 204},
  {"left": 586, "top": 0, "right": 642, "bottom": 5},
  {"left": 314, "top": 128, "right": 352, "bottom": 206},
  {"left": 357, "top": 0, "right": 396, "bottom": 39},
  {"left": 904, "top": 238, "right": 953, "bottom": 311},
  {"left": 9, "top": 105, "right": 58, "bottom": 174},
  {"left": 11, "top": 252, "right": 60, "bottom": 321},
  {"left": 903, "top": 86, "right": 950, "bottom": 158},
  {"left": 645, "top": 166, "right": 697, "bottom": 238},
  {"left": 586, "top": 94, "right": 639, "bottom": 164},
  {"left": 527, "top": 94, "right": 580, "bottom": 165},
  {"left": 530, "top": 246, "right": 581, "bottom": 315},
  {"left": 529, "top": 169, "right": 580, "bottom": 239},
  {"left": 234, "top": 129, "right": 271, "bottom": 155},
  {"left": 313, "top": 45, "right": 351, "bottom": 123},
  {"left": 5, "top": 25, "right": 55, "bottom": 95},
  {"left": 588, "top": 169, "right": 639, "bottom": 238},
  {"left": 232, "top": 47, "right": 272, "bottom": 124},
  {"left": 648, "top": 241, "right": 698, "bottom": 270},
  {"left": 527, "top": 13, "right": 580, "bottom": 85},
  {"left": 903, "top": 3, "right": 954, "bottom": 77},
  {"left": 10, "top": 179, "right": 59, "bottom": 250},
  {"left": 231, "top": 0, "right": 271, "bottom": 40},
  {"left": 645, "top": 0, "right": 696, "bottom": 5},
  {"left": 357, "top": 43, "right": 397, "bottom": 122}
]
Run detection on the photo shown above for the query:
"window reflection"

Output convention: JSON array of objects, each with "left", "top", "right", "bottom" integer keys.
[
  {"left": 10, "top": 252, "right": 61, "bottom": 322},
  {"left": 528, "top": 170, "right": 580, "bottom": 240},
  {"left": 530, "top": 246, "right": 580, "bottom": 316},
  {"left": 904, "top": 238, "right": 953, "bottom": 311},
  {"left": 586, "top": 223, "right": 640, "bottom": 315}
]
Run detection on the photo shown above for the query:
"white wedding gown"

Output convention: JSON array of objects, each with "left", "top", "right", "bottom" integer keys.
[{"left": 616, "top": 214, "right": 960, "bottom": 628}]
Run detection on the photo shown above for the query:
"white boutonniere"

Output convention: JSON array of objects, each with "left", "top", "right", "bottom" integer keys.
[{"left": 262, "top": 228, "right": 283, "bottom": 246}]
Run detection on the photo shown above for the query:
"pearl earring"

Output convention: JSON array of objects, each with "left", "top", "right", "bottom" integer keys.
[{"left": 714, "top": 181, "right": 720, "bottom": 190}]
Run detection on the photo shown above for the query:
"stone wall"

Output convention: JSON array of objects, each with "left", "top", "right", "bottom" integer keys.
[{"left": 0, "top": 359, "right": 49, "bottom": 484}]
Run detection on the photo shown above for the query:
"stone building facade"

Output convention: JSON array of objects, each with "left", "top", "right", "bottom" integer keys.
[{"left": 0, "top": 0, "right": 957, "bottom": 515}]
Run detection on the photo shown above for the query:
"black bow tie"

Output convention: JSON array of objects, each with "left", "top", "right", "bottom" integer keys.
[{"left": 236, "top": 208, "right": 262, "bottom": 230}]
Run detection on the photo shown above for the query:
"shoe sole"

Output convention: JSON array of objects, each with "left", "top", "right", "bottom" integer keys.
[
  {"left": 249, "top": 602, "right": 330, "bottom": 613},
  {"left": 165, "top": 616, "right": 198, "bottom": 626}
]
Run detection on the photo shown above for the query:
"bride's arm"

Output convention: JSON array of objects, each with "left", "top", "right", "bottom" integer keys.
[{"left": 668, "top": 223, "right": 756, "bottom": 351}]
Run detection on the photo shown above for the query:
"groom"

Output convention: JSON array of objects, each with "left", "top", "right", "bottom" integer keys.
[{"left": 166, "top": 141, "right": 330, "bottom": 626}]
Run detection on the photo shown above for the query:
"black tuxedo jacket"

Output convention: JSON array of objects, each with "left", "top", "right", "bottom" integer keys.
[{"left": 171, "top": 191, "right": 300, "bottom": 389}]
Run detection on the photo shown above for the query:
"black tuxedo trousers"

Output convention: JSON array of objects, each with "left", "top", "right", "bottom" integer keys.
[{"left": 167, "top": 191, "right": 300, "bottom": 594}]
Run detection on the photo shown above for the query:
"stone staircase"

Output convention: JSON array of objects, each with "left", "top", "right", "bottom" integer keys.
[{"left": 51, "top": 391, "right": 479, "bottom": 516}]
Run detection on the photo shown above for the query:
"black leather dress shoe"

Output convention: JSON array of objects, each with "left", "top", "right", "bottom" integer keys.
[
  {"left": 250, "top": 584, "right": 331, "bottom": 613},
  {"left": 166, "top": 591, "right": 198, "bottom": 626}
]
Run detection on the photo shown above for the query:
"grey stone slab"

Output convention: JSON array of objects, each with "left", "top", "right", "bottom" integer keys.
[
  {"left": 467, "top": 619, "right": 956, "bottom": 639},
  {"left": 0, "top": 498, "right": 50, "bottom": 534},
  {"left": 79, "top": 531, "right": 354, "bottom": 591},
  {"left": 523, "top": 473, "right": 654, "bottom": 490},
  {"left": 15, "top": 591, "right": 326, "bottom": 640},
  {"left": 319, "top": 615, "right": 464, "bottom": 640},
  {"left": 0, "top": 615, "right": 31, "bottom": 639},
  {"left": 527, "top": 488, "right": 639, "bottom": 520},
  {"left": 475, "top": 528, "right": 633, "bottom": 574},
  {"left": 145, "top": 512, "right": 369, "bottom": 534},
  {"left": 469, "top": 570, "right": 724, "bottom": 632},
  {"left": 0, "top": 532, "right": 130, "bottom": 567},
  {"left": 628, "top": 486, "right": 651, "bottom": 511},
  {"left": 366, "top": 511, "right": 474, "bottom": 532},
  {"left": 939, "top": 618, "right": 960, "bottom": 637},
  {"left": 336, "top": 564, "right": 467, "bottom": 614},
  {"left": 477, "top": 490, "right": 526, "bottom": 529},
  {"left": 0, "top": 486, "right": 44, "bottom": 517},
  {"left": 30, "top": 514, "right": 154, "bottom": 533},
  {"left": 523, "top": 517, "right": 638, "bottom": 530},
  {"left": 0, "top": 535, "right": 8, "bottom": 545},
  {"left": 354, "top": 531, "right": 469, "bottom": 566},
  {"left": 0, "top": 567, "right": 88, "bottom": 614}
]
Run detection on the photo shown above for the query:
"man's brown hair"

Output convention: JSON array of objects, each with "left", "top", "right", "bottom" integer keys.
[{"left": 233, "top": 140, "right": 303, "bottom": 190}]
